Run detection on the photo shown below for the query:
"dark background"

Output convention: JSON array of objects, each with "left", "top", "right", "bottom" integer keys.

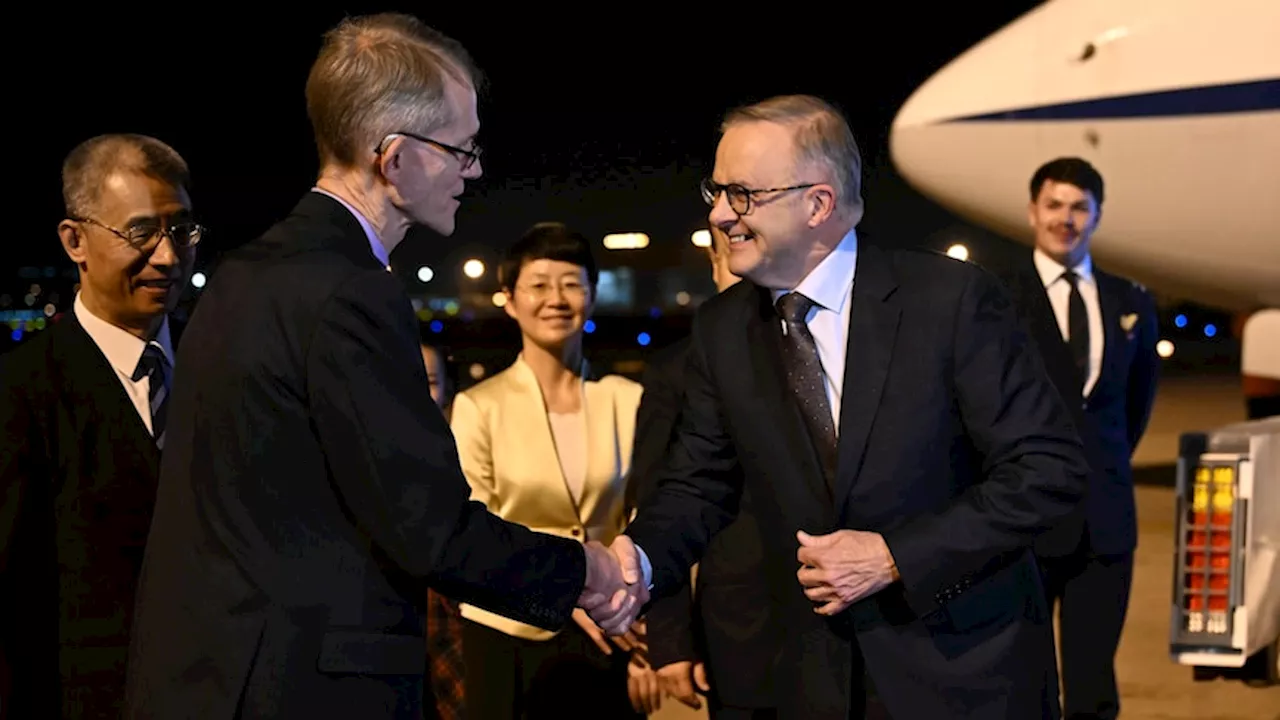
[{"left": 5, "top": 3, "right": 1236, "bottom": 372}]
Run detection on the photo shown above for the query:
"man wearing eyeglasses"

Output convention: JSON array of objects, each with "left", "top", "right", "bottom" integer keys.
[
  {"left": 618, "top": 95, "right": 1088, "bottom": 719},
  {"left": 125, "top": 13, "right": 643, "bottom": 720},
  {"left": 0, "top": 133, "right": 199, "bottom": 719}
]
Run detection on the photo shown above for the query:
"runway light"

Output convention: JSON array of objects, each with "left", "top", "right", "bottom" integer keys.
[
  {"left": 637, "top": 332, "right": 651, "bottom": 346},
  {"left": 1157, "top": 339, "right": 1175, "bottom": 358},
  {"left": 584, "top": 320, "right": 596, "bottom": 334},
  {"left": 417, "top": 266, "right": 435, "bottom": 283},
  {"left": 491, "top": 292, "right": 507, "bottom": 308},
  {"left": 1204, "top": 324, "right": 1217, "bottom": 338},
  {"left": 192, "top": 272, "right": 207, "bottom": 288},
  {"left": 462, "top": 259, "right": 485, "bottom": 279},
  {"left": 1174, "top": 313, "right": 1188, "bottom": 328},
  {"left": 946, "top": 243, "right": 969, "bottom": 261},
  {"left": 603, "top": 232, "right": 650, "bottom": 250},
  {"left": 691, "top": 230, "right": 712, "bottom": 248}
]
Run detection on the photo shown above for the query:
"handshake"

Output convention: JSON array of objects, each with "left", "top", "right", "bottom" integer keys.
[{"left": 577, "top": 535, "right": 648, "bottom": 636}]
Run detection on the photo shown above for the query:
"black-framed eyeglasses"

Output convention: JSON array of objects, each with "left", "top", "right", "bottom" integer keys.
[
  {"left": 377, "top": 131, "right": 482, "bottom": 171},
  {"left": 700, "top": 177, "right": 820, "bottom": 215},
  {"left": 71, "top": 215, "right": 204, "bottom": 250}
]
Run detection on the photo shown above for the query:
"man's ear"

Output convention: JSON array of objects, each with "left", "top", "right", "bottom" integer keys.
[{"left": 58, "top": 220, "right": 88, "bottom": 265}]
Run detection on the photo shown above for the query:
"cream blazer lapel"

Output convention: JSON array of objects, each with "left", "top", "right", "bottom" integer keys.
[{"left": 449, "top": 355, "right": 642, "bottom": 640}]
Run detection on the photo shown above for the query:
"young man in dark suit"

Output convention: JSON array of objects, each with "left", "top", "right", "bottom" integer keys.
[
  {"left": 630, "top": 226, "right": 781, "bottom": 719},
  {"left": 0, "top": 133, "right": 200, "bottom": 719},
  {"left": 1003, "top": 157, "right": 1160, "bottom": 720},
  {"left": 124, "top": 14, "right": 641, "bottom": 720}
]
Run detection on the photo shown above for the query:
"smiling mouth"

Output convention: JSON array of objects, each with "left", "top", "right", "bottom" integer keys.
[{"left": 729, "top": 233, "right": 755, "bottom": 245}]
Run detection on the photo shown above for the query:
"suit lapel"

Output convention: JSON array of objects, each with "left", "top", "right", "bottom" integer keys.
[
  {"left": 1092, "top": 270, "right": 1123, "bottom": 399},
  {"left": 510, "top": 358, "right": 589, "bottom": 521},
  {"left": 745, "top": 287, "right": 834, "bottom": 523},
  {"left": 56, "top": 313, "right": 159, "bottom": 470},
  {"left": 834, "top": 244, "right": 900, "bottom": 505},
  {"left": 1013, "top": 261, "right": 1084, "bottom": 400}
]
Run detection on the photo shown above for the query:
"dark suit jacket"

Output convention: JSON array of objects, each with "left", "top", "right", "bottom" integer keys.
[
  {"left": 124, "top": 192, "right": 587, "bottom": 720},
  {"left": 1000, "top": 256, "right": 1159, "bottom": 557},
  {"left": 630, "top": 338, "right": 778, "bottom": 709},
  {"left": 626, "top": 244, "right": 1089, "bottom": 720},
  {"left": 0, "top": 311, "right": 179, "bottom": 720}
]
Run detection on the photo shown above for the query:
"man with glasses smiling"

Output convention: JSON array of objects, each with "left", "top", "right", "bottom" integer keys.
[
  {"left": 619, "top": 95, "right": 1088, "bottom": 719},
  {"left": 0, "top": 133, "right": 198, "bottom": 719},
  {"left": 126, "top": 12, "right": 644, "bottom": 720}
]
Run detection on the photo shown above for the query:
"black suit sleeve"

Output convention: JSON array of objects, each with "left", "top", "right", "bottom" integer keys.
[
  {"left": 625, "top": 321, "right": 744, "bottom": 599},
  {"left": 883, "top": 268, "right": 1089, "bottom": 617},
  {"left": 307, "top": 271, "right": 585, "bottom": 631},
  {"left": 630, "top": 348, "right": 698, "bottom": 668},
  {"left": 630, "top": 345, "right": 685, "bottom": 511},
  {"left": 1126, "top": 288, "right": 1160, "bottom": 451}
]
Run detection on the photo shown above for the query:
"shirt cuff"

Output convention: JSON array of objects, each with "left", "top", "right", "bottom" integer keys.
[{"left": 636, "top": 544, "right": 654, "bottom": 590}]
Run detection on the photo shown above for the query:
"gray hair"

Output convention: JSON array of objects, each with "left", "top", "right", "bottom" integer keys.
[
  {"left": 722, "top": 94, "right": 864, "bottom": 215},
  {"left": 61, "top": 134, "right": 190, "bottom": 219},
  {"left": 305, "top": 13, "right": 483, "bottom": 169}
]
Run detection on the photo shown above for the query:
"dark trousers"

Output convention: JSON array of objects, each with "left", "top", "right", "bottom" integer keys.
[
  {"left": 461, "top": 618, "right": 641, "bottom": 720},
  {"left": 849, "top": 641, "right": 892, "bottom": 720},
  {"left": 1039, "top": 536, "right": 1135, "bottom": 720}
]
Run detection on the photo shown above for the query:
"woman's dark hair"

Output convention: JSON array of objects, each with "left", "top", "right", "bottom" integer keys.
[{"left": 497, "top": 221, "right": 599, "bottom": 293}]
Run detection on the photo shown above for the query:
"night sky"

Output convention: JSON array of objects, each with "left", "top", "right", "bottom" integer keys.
[{"left": 18, "top": 2, "right": 1044, "bottom": 297}]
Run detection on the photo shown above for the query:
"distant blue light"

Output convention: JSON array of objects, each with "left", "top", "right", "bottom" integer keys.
[
  {"left": 429, "top": 320, "right": 444, "bottom": 333},
  {"left": 637, "top": 332, "right": 651, "bottom": 347},
  {"left": 1204, "top": 323, "right": 1217, "bottom": 338},
  {"left": 648, "top": 307, "right": 661, "bottom": 319},
  {"left": 10, "top": 329, "right": 22, "bottom": 342},
  {"left": 583, "top": 320, "right": 596, "bottom": 334},
  {"left": 1174, "top": 314, "right": 1187, "bottom": 328}
]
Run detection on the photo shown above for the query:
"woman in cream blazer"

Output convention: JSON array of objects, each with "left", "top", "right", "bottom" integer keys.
[{"left": 449, "top": 223, "right": 659, "bottom": 719}]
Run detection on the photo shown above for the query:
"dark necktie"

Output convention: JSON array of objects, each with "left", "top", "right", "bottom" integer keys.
[
  {"left": 135, "top": 343, "right": 170, "bottom": 448},
  {"left": 1063, "top": 270, "right": 1089, "bottom": 388},
  {"left": 776, "top": 292, "right": 837, "bottom": 492}
]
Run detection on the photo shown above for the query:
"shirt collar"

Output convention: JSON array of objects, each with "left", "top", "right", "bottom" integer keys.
[
  {"left": 1034, "top": 247, "right": 1093, "bottom": 288},
  {"left": 311, "top": 187, "right": 391, "bottom": 269},
  {"left": 772, "top": 227, "right": 859, "bottom": 313},
  {"left": 73, "top": 292, "right": 173, "bottom": 378}
]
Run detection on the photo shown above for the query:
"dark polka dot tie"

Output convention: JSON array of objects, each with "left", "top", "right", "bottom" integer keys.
[{"left": 776, "top": 292, "right": 837, "bottom": 493}]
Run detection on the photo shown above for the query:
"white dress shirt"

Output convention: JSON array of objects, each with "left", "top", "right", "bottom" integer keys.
[
  {"left": 73, "top": 293, "right": 174, "bottom": 435},
  {"left": 635, "top": 229, "right": 859, "bottom": 589},
  {"left": 770, "top": 228, "right": 858, "bottom": 429},
  {"left": 311, "top": 187, "right": 392, "bottom": 270},
  {"left": 1033, "top": 248, "right": 1103, "bottom": 397}
]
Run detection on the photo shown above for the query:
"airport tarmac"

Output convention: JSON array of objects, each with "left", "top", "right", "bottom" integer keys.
[{"left": 650, "top": 375, "right": 1280, "bottom": 720}]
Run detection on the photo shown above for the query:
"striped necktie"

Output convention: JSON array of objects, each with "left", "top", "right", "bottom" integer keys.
[{"left": 136, "top": 343, "right": 170, "bottom": 448}]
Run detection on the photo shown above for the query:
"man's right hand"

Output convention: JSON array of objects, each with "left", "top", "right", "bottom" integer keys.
[
  {"left": 656, "top": 659, "right": 709, "bottom": 709},
  {"left": 579, "top": 540, "right": 648, "bottom": 635}
]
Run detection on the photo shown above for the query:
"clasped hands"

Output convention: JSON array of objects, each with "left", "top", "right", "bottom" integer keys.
[
  {"left": 578, "top": 535, "right": 648, "bottom": 635},
  {"left": 796, "top": 529, "right": 900, "bottom": 615}
]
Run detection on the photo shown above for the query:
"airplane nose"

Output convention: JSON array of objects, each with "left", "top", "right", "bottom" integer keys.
[{"left": 889, "top": 2, "right": 1063, "bottom": 240}]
